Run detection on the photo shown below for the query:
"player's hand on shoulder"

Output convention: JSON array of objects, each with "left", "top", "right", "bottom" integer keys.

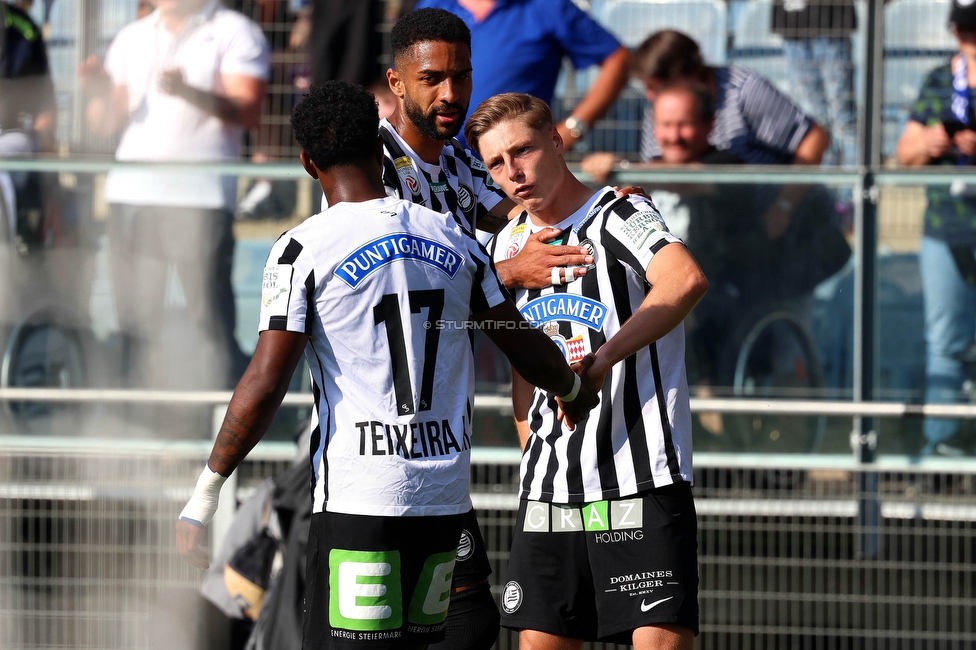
[
  {"left": 502, "top": 227, "right": 593, "bottom": 290},
  {"left": 613, "top": 185, "right": 649, "bottom": 200}
]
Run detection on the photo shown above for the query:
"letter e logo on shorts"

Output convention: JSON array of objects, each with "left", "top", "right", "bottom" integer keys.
[
  {"left": 329, "top": 549, "right": 402, "bottom": 631},
  {"left": 501, "top": 581, "right": 523, "bottom": 614},
  {"left": 408, "top": 550, "right": 456, "bottom": 625}
]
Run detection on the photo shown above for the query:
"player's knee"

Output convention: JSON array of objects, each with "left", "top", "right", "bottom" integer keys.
[{"left": 632, "top": 623, "right": 695, "bottom": 650}]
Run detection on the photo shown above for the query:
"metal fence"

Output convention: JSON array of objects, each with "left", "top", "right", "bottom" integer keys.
[
  {"left": 20, "top": 0, "right": 960, "bottom": 163},
  {"left": 3, "top": 431, "right": 975, "bottom": 650}
]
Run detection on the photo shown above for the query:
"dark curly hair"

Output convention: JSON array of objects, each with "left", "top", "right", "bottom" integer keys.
[
  {"left": 391, "top": 8, "right": 470, "bottom": 66},
  {"left": 291, "top": 81, "right": 379, "bottom": 171}
]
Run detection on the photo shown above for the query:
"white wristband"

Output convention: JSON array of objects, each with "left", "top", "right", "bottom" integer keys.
[
  {"left": 179, "top": 464, "right": 227, "bottom": 527},
  {"left": 558, "top": 374, "right": 582, "bottom": 402}
]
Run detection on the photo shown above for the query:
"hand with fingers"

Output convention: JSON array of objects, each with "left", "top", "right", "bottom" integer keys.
[
  {"left": 175, "top": 464, "right": 227, "bottom": 569},
  {"left": 501, "top": 227, "right": 594, "bottom": 290}
]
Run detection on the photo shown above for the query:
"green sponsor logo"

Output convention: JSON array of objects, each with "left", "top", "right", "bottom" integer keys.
[
  {"left": 329, "top": 549, "right": 402, "bottom": 631},
  {"left": 582, "top": 501, "right": 610, "bottom": 531},
  {"left": 407, "top": 550, "right": 456, "bottom": 625}
]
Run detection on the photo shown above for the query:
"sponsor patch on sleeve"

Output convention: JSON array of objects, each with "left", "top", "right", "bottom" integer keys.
[
  {"left": 609, "top": 208, "right": 670, "bottom": 250},
  {"left": 260, "top": 264, "right": 294, "bottom": 320}
]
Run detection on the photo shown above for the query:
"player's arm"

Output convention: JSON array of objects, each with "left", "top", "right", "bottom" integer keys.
[
  {"left": 473, "top": 300, "right": 598, "bottom": 427},
  {"left": 511, "top": 368, "right": 534, "bottom": 451},
  {"left": 176, "top": 329, "right": 308, "bottom": 569},
  {"left": 584, "top": 243, "right": 708, "bottom": 389},
  {"left": 556, "top": 46, "right": 631, "bottom": 151}
]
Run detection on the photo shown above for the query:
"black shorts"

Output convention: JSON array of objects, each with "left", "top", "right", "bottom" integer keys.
[
  {"left": 500, "top": 483, "right": 699, "bottom": 644},
  {"left": 302, "top": 510, "right": 465, "bottom": 650},
  {"left": 453, "top": 509, "right": 492, "bottom": 589}
]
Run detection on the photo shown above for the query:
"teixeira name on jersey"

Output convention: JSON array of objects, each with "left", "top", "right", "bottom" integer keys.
[{"left": 355, "top": 418, "right": 471, "bottom": 459}]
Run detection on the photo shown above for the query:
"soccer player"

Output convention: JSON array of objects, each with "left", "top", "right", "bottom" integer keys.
[
  {"left": 176, "top": 81, "right": 598, "bottom": 650},
  {"left": 379, "top": 10, "right": 600, "bottom": 647},
  {"left": 467, "top": 93, "right": 708, "bottom": 650},
  {"left": 382, "top": 7, "right": 596, "bottom": 290}
]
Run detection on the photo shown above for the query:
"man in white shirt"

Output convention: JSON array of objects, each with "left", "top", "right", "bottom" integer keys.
[{"left": 78, "top": 0, "right": 269, "bottom": 402}]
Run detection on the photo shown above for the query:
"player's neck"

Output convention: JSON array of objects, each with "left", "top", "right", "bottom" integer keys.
[
  {"left": 387, "top": 108, "right": 445, "bottom": 166},
  {"left": 321, "top": 167, "right": 388, "bottom": 207},
  {"left": 528, "top": 172, "right": 599, "bottom": 227}
]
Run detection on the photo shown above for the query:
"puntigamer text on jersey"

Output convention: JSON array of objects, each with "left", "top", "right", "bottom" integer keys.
[{"left": 336, "top": 233, "right": 464, "bottom": 288}]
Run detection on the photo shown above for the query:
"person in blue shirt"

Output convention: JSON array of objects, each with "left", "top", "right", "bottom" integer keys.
[{"left": 415, "top": 0, "right": 630, "bottom": 151}]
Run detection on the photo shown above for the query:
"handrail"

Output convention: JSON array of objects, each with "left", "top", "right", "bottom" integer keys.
[
  {"left": 4, "top": 156, "right": 975, "bottom": 186},
  {"left": 0, "top": 387, "right": 973, "bottom": 418}
]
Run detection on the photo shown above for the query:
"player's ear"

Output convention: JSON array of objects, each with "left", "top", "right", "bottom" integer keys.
[
  {"left": 299, "top": 150, "right": 319, "bottom": 179},
  {"left": 387, "top": 66, "right": 405, "bottom": 99},
  {"left": 551, "top": 125, "right": 564, "bottom": 155}
]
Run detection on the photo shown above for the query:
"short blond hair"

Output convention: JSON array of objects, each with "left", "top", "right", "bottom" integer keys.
[{"left": 464, "top": 93, "right": 553, "bottom": 156}]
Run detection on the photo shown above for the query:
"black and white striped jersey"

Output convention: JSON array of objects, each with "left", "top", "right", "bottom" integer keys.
[
  {"left": 489, "top": 188, "right": 694, "bottom": 503},
  {"left": 640, "top": 64, "right": 814, "bottom": 165},
  {"left": 259, "top": 196, "right": 508, "bottom": 516},
  {"left": 379, "top": 118, "right": 506, "bottom": 234}
]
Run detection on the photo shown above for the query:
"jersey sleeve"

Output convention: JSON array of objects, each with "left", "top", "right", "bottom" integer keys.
[
  {"left": 739, "top": 71, "right": 813, "bottom": 157},
  {"left": 258, "top": 234, "right": 315, "bottom": 333},
  {"left": 219, "top": 14, "right": 271, "bottom": 81},
  {"left": 601, "top": 196, "right": 683, "bottom": 279}
]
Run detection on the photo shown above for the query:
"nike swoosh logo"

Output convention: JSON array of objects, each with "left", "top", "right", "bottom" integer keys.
[{"left": 641, "top": 596, "right": 674, "bottom": 612}]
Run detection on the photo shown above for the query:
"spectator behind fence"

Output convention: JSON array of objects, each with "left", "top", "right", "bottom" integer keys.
[
  {"left": 583, "top": 29, "right": 829, "bottom": 179},
  {"left": 415, "top": 0, "right": 630, "bottom": 151},
  {"left": 1, "top": 0, "right": 58, "bottom": 231},
  {"left": 78, "top": 0, "right": 269, "bottom": 423},
  {"left": 895, "top": 0, "right": 976, "bottom": 457},
  {"left": 630, "top": 82, "right": 849, "bottom": 436},
  {"left": 771, "top": 0, "right": 858, "bottom": 167}
]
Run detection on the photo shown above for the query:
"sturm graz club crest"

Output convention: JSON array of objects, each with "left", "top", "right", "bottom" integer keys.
[
  {"left": 456, "top": 529, "right": 474, "bottom": 562},
  {"left": 457, "top": 184, "right": 474, "bottom": 212},
  {"left": 502, "top": 581, "right": 522, "bottom": 613},
  {"left": 579, "top": 239, "right": 598, "bottom": 270}
]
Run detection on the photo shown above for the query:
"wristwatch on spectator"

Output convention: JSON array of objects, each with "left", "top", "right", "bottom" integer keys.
[{"left": 565, "top": 115, "right": 589, "bottom": 140}]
